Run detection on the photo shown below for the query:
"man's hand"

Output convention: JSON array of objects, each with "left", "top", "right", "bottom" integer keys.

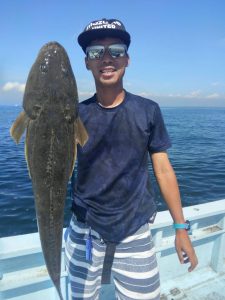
[{"left": 175, "top": 230, "right": 198, "bottom": 272}]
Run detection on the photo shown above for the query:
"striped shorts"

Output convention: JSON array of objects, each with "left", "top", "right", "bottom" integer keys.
[{"left": 64, "top": 215, "right": 160, "bottom": 300}]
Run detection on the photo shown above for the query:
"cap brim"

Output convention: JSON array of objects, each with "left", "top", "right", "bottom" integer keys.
[{"left": 78, "top": 29, "right": 131, "bottom": 52}]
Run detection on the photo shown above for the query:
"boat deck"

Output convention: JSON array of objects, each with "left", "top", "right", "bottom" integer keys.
[
  {"left": 160, "top": 267, "right": 225, "bottom": 300},
  {"left": 100, "top": 268, "right": 225, "bottom": 300}
]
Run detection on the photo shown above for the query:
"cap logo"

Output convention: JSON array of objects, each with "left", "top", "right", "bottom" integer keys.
[
  {"left": 86, "top": 20, "right": 122, "bottom": 31},
  {"left": 112, "top": 21, "right": 122, "bottom": 26}
]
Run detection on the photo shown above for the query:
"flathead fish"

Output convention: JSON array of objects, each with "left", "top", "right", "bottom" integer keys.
[{"left": 10, "top": 42, "right": 88, "bottom": 299}]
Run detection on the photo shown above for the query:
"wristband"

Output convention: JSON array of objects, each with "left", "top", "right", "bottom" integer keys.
[{"left": 173, "top": 220, "right": 191, "bottom": 232}]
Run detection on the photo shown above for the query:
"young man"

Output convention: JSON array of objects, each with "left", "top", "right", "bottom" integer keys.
[{"left": 65, "top": 18, "right": 198, "bottom": 300}]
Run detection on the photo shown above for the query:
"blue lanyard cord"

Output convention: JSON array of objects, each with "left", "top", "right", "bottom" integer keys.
[{"left": 86, "top": 227, "right": 92, "bottom": 262}]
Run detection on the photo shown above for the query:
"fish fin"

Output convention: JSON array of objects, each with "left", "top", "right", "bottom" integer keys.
[
  {"left": 10, "top": 111, "right": 30, "bottom": 144},
  {"left": 68, "top": 117, "right": 88, "bottom": 179},
  {"left": 75, "top": 117, "right": 88, "bottom": 146}
]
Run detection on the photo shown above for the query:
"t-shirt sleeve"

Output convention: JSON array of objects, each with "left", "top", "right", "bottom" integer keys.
[{"left": 148, "top": 104, "right": 172, "bottom": 153}]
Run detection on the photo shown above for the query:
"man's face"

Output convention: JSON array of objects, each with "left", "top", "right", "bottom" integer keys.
[{"left": 85, "top": 37, "right": 130, "bottom": 88}]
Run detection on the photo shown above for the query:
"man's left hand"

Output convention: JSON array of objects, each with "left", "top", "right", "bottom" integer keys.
[{"left": 175, "top": 230, "right": 198, "bottom": 272}]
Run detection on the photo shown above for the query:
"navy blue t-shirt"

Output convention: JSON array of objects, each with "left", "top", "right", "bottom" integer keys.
[{"left": 71, "top": 91, "right": 171, "bottom": 242}]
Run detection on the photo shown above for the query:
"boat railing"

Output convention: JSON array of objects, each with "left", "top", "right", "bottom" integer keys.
[{"left": 1, "top": 199, "right": 225, "bottom": 299}]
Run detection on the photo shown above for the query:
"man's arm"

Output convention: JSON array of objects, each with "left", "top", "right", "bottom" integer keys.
[{"left": 151, "top": 151, "right": 198, "bottom": 272}]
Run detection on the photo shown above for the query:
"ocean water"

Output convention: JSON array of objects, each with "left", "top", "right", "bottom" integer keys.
[{"left": 0, "top": 105, "right": 225, "bottom": 238}]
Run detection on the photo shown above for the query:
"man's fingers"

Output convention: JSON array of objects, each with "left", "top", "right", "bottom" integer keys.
[
  {"left": 177, "top": 249, "right": 198, "bottom": 271},
  {"left": 182, "top": 252, "right": 189, "bottom": 264},
  {"left": 188, "top": 252, "right": 198, "bottom": 272},
  {"left": 175, "top": 234, "right": 198, "bottom": 272},
  {"left": 177, "top": 249, "right": 184, "bottom": 264}
]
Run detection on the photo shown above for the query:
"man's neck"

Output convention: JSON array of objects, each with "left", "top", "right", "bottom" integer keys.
[{"left": 96, "top": 87, "right": 125, "bottom": 108}]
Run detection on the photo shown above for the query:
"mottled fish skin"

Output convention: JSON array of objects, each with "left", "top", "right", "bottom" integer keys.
[{"left": 10, "top": 42, "right": 88, "bottom": 300}]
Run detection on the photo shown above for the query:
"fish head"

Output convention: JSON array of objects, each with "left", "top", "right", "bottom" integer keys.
[{"left": 23, "top": 42, "right": 78, "bottom": 123}]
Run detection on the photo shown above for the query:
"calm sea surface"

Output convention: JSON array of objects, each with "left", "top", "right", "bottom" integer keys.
[{"left": 1, "top": 106, "right": 225, "bottom": 238}]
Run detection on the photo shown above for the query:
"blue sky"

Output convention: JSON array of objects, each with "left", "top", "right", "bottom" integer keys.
[{"left": 1, "top": 0, "right": 225, "bottom": 106}]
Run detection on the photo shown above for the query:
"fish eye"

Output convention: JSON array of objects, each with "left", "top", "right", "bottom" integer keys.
[
  {"left": 31, "top": 104, "right": 42, "bottom": 119},
  {"left": 33, "top": 104, "right": 41, "bottom": 111}
]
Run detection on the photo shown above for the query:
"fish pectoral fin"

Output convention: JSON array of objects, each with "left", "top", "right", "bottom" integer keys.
[
  {"left": 10, "top": 111, "right": 30, "bottom": 144},
  {"left": 69, "top": 117, "right": 88, "bottom": 178},
  {"left": 75, "top": 117, "right": 88, "bottom": 146}
]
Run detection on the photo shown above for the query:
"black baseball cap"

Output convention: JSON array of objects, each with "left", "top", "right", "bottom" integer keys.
[{"left": 78, "top": 18, "right": 131, "bottom": 53}]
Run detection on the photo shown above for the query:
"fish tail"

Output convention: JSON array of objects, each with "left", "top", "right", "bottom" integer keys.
[{"left": 56, "top": 285, "right": 64, "bottom": 300}]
